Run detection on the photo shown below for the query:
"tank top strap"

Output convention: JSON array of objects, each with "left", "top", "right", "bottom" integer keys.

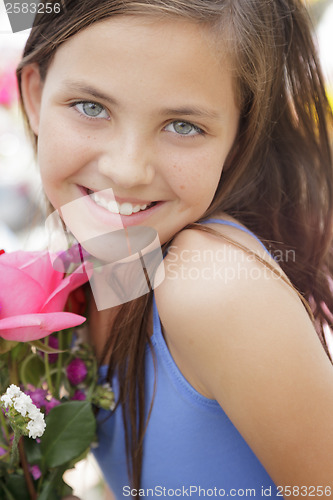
[{"left": 200, "top": 218, "right": 272, "bottom": 257}]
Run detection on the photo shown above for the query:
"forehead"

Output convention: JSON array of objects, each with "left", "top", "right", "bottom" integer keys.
[{"left": 44, "top": 16, "right": 237, "bottom": 114}]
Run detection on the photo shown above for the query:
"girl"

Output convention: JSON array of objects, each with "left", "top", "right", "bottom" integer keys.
[{"left": 17, "top": 0, "right": 333, "bottom": 498}]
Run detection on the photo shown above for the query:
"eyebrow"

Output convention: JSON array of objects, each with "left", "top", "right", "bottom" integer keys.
[
  {"left": 61, "top": 80, "right": 222, "bottom": 121},
  {"left": 161, "top": 106, "right": 220, "bottom": 121},
  {"left": 62, "top": 80, "right": 118, "bottom": 106}
]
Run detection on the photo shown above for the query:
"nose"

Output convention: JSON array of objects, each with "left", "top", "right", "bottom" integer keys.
[{"left": 97, "top": 133, "right": 155, "bottom": 189}]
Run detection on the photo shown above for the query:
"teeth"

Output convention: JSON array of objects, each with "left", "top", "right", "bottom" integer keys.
[
  {"left": 119, "top": 202, "right": 133, "bottom": 216},
  {"left": 108, "top": 200, "right": 120, "bottom": 213},
  {"left": 89, "top": 192, "right": 152, "bottom": 215}
]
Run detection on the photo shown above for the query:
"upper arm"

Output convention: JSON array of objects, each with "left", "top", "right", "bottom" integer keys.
[{"left": 155, "top": 228, "right": 333, "bottom": 497}]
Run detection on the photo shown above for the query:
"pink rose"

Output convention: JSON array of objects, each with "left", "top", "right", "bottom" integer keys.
[{"left": 0, "top": 250, "right": 89, "bottom": 342}]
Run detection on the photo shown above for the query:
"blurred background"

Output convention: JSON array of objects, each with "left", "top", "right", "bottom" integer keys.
[
  {"left": 0, "top": 1, "right": 332, "bottom": 498},
  {"left": 1, "top": 5, "right": 112, "bottom": 500},
  {"left": 0, "top": 3, "right": 45, "bottom": 252}
]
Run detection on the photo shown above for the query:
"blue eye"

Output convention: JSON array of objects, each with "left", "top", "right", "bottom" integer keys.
[
  {"left": 165, "top": 121, "right": 204, "bottom": 136},
  {"left": 72, "top": 101, "right": 109, "bottom": 119}
]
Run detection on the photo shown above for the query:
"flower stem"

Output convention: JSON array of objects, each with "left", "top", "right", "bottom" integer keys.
[
  {"left": 9, "top": 358, "right": 19, "bottom": 386},
  {"left": 7, "top": 351, "right": 37, "bottom": 499},
  {"left": 8, "top": 359, "right": 20, "bottom": 466},
  {"left": 55, "top": 331, "right": 63, "bottom": 399},
  {"left": 43, "top": 338, "right": 54, "bottom": 395},
  {"left": 9, "top": 430, "right": 20, "bottom": 467},
  {"left": 18, "top": 438, "right": 37, "bottom": 500},
  {"left": 0, "top": 407, "right": 10, "bottom": 442},
  {"left": 86, "top": 355, "right": 98, "bottom": 401}
]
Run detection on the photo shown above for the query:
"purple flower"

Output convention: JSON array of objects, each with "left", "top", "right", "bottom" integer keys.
[
  {"left": 26, "top": 388, "right": 47, "bottom": 409},
  {"left": 72, "top": 390, "right": 86, "bottom": 401},
  {"left": 25, "top": 388, "right": 60, "bottom": 414},
  {"left": 66, "top": 358, "right": 88, "bottom": 385},
  {"left": 0, "top": 447, "right": 7, "bottom": 457},
  {"left": 29, "top": 465, "right": 42, "bottom": 480},
  {"left": 45, "top": 397, "right": 60, "bottom": 415}
]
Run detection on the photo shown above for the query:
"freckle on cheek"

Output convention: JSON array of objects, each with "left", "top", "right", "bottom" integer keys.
[
  {"left": 180, "top": 185, "right": 185, "bottom": 190},
  {"left": 172, "top": 164, "right": 182, "bottom": 172}
]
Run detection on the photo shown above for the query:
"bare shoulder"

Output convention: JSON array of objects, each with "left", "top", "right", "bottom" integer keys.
[
  {"left": 155, "top": 213, "right": 294, "bottom": 330},
  {"left": 154, "top": 216, "right": 333, "bottom": 491},
  {"left": 154, "top": 214, "right": 300, "bottom": 396}
]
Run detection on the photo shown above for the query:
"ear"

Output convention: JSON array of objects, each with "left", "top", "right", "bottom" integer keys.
[{"left": 20, "top": 64, "right": 43, "bottom": 136}]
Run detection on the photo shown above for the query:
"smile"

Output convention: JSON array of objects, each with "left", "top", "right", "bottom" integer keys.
[
  {"left": 82, "top": 187, "right": 159, "bottom": 217},
  {"left": 91, "top": 192, "right": 157, "bottom": 215}
]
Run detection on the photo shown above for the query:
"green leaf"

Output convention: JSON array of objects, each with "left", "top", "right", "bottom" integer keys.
[
  {"left": 41, "top": 401, "right": 96, "bottom": 468},
  {"left": 0, "top": 339, "right": 18, "bottom": 354},
  {"left": 0, "top": 366, "right": 10, "bottom": 394},
  {"left": 4, "top": 474, "right": 30, "bottom": 500},
  {"left": 22, "top": 436, "right": 42, "bottom": 465},
  {"left": 0, "top": 481, "right": 16, "bottom": 500},
  {"left": 8, "top": 343, "right": 27, "bottom": 360},
  {"left": 38, "top": 480, "right": 61, "bottom": 500},
  {"left": 19, "top": 354, "right": 45, "bottom": 388},
  {"left": 38, "top": 465, "right": 73, "bottom": 500},
  {"left": 29, "top": 340, "right": 67, "bottom": 354}
]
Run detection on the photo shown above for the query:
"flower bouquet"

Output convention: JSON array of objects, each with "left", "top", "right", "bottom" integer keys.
[{"left": 0, "top": 250, "right": 114, "bottom": 500}]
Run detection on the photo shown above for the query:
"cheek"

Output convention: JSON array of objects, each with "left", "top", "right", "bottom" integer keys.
[
  {"left": 37, "top": 113, "right": 90, "bottom": 185},
  {"left": 167, "top": 149, "right": 224, "bottom": 203}
]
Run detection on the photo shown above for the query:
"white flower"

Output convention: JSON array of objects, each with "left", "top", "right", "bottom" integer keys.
[
  {"left": 1, "top": 384, "right": 46, "bottom": 439},
  {"left": 7, "top": 384, "right": 21, "bottom": 398},
  {"left": 0, "top": 384, "right": 21, "bottom": 407},
  {"left": 13, "top": 393, "right": 34, "bottom": 417},
  {"left": 26, "top": 414, "right": 46, "bottom": 439},
  {"left": 1, "top": 394, "right": 12, "bottom": 407},
  {"left": 27, "top": 405, "right": 40, "bottom": 420}
]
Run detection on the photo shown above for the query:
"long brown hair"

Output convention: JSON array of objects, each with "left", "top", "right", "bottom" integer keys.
[{"left": 16, "top": 0, "right": 333, "bottom": 490}]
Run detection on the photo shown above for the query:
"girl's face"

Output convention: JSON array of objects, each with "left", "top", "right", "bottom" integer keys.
[{"left": 24, "top": 16, "right": 240, "bottom": 245}]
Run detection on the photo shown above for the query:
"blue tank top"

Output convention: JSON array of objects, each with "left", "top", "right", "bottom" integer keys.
[{"left": 93, "top": 219, "right": 279, "bottom": 498}]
